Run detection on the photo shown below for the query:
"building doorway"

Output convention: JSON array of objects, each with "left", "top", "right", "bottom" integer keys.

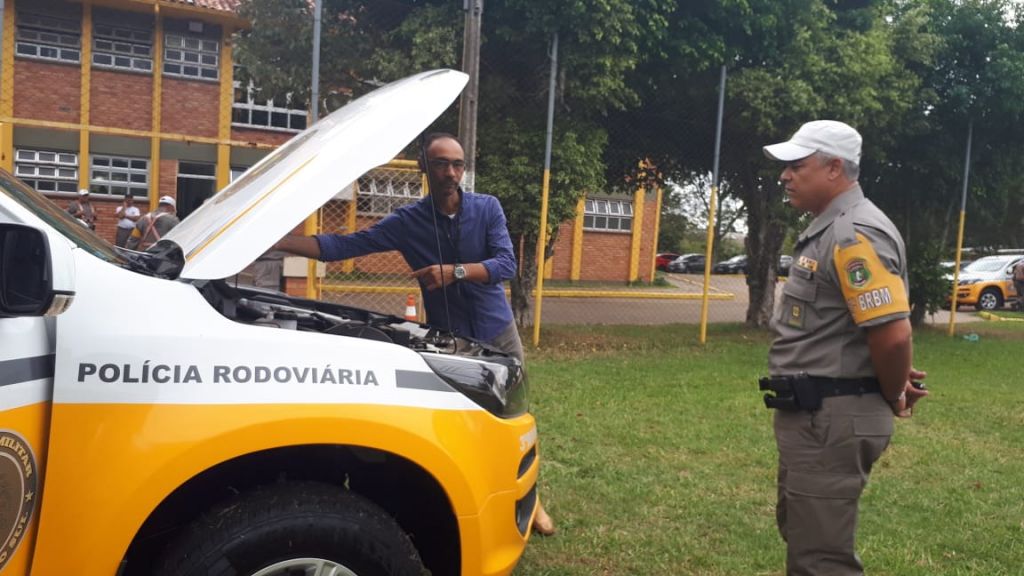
[{"left": 176, "top": 161, "right": 217, "bottom": 219}]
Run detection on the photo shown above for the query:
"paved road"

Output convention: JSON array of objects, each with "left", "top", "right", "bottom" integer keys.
[
  {"left": 245, "top": 267, "right": 982, "bottom": 327},
  {"left": 539, "top": 273, "right": 982, "bottom": 326}
]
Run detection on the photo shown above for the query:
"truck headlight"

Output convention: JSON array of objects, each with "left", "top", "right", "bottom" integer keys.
[
  {"left": 421, "top": 353, "right": 528, "bottom": 418},
  {"left": 958, "top": 279, "right": 980, "bottom": 286}
]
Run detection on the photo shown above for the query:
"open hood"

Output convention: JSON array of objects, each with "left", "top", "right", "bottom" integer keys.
[{"left": 166, "top": 69, "right": 468, "bottom": 280}]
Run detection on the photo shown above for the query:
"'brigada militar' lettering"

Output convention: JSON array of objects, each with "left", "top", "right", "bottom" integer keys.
[
  {"left": 76, "top": 362, "right": 378, "bottom": 387},
  {"left": 858, "top": 287, "right": 893, "bottom": 311}
]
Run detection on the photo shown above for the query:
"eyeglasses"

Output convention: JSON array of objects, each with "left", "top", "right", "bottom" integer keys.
[{"left": 428, "top": 159, "right": 466, "bottom": 171}]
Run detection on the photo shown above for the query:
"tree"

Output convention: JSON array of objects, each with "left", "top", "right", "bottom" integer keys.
[{"left": 234, "top": 0, "right": 677, "bottom": 325}]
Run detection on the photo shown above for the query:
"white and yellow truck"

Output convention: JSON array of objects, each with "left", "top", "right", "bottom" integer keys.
[{"left": 0, "top": 70, "right": 539, "bottom": 576}]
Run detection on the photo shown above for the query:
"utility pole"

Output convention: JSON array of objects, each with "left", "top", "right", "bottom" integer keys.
[
  {"left": 458, "top": 0, "right": 483, "bottom": 193},
  {"left": 311, "top": 0, "right": 322, "bottom": 124}
]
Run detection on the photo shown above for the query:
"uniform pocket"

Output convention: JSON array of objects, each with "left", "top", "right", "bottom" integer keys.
[
  {"left": 853, "top": 415, "right": 894, "bottom": 437},
  {"left": 783, "top": 276, "right": 817, "bottom": 302},
  {"left": 786, "top": 470, "right": 863, "bottom": 499}
]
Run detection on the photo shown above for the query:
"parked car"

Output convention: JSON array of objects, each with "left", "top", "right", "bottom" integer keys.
[
  {"left": 668, "top": 253, "right": 706, "bottom": 273},
  {"left": 655, "top": 252, "right": 680, "bottom": 272},
  {"left": 944, "top": 254, "right": 1024, "bottom": 310},
  {"left": 713, "top": 254, "right": 748, "bottom": 274},
  {"left": 779, "top": 254, "right": 793, "bottom": 277}
]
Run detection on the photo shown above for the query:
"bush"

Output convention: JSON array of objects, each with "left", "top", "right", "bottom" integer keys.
[{"left": 908, "top": 242, "right": 949, "bottom": 325}]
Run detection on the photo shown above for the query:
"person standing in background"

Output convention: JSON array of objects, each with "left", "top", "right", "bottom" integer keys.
[
  {"left": 134, "top": 196, "right": 180, "bottom": 251},
  {"left": 114, "top": 193, "right": 141, "bottom": 247},
  {"left": 68, "top": 188, "right": 97, "bottom": 230}
]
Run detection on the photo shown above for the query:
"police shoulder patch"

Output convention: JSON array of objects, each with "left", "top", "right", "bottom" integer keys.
[{"left": 833, "top": 233, "right": 909, "bottom": 325}]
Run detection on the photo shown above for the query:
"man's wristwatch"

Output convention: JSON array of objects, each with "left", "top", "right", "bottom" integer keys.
[{"left": 453, "top": 264, "right": 467, "bottom": 281}]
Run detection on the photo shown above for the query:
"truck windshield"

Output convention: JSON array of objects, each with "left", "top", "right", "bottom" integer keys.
[
  {"left": 0, "top": 169, "right": 128, "bottom": 265},
  {"left": 963, "top": 258, "right": 1010, "bottom": 273}
]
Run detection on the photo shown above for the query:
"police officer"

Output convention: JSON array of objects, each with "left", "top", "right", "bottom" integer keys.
[{"left": 760, "top": 120, "right": 929, "bottom": 575}]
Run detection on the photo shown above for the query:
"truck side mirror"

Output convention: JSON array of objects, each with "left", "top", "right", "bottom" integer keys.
[{"left": 0, "top": 223, "right": 75, "bottom": 317}]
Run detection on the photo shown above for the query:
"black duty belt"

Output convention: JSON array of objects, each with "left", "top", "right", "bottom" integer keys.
[{"left": 759, "top": 374, "right": 880, "bottom": 412}]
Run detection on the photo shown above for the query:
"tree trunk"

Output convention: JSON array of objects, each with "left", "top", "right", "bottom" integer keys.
[
  {"left": 741, "top": 173, "right": 786, "bottom": 328},
  {"left": 510, "top": 233, "right": 537, "bottom": 328}
]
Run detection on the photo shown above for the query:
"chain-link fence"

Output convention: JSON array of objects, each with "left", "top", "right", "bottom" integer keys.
[{"left": 309, "top": 160, "right": 428, "bottom": 320}]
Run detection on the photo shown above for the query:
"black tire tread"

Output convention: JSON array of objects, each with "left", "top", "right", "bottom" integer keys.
[{"left": 153, "top": 481, "right": 425, "bottom": 576}]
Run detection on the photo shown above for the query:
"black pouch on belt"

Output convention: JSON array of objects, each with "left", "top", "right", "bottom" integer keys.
[
  {"left": 760, "top": 374, "right": 823, "bottom": 412},
  {"left": 790, "top": 378, "right": 822, "bottom": 412}
]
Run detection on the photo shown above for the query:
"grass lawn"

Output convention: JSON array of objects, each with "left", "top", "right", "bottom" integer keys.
[{"left": 516, "top": 323, "right": 1024, "bottom": 575}]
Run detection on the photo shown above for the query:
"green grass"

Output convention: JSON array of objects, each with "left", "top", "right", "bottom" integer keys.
[{"left": 515, "top": 323, "right": 1024, "bottom": 575}]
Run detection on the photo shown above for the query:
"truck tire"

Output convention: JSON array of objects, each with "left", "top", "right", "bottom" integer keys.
[
  {"left": 976, "top": 288, "right": 1003, "bottom": 311},
  {"left": 153, "top": 481, "right": 425, "bottom": 576}
]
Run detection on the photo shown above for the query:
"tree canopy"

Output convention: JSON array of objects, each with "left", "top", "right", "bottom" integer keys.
[{"left": 234, "top": 0, "right": 1024, "bottom": 326}]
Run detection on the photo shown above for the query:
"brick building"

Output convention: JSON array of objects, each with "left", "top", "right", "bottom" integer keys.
[
  {"left": 1, "top": 0, "right": 663, "bottom": 286},
  {"left": 0, "top": 0, "right": 295, "bottom": 243}
]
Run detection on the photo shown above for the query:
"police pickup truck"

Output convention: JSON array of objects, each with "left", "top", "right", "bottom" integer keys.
[{"left": 0, "top": 70, "right": 538, "bottom": 576}]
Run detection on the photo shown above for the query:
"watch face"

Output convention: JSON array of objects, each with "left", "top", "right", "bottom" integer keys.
[{"left": 454, "top": 265, "right": 466, "bottom": 279}]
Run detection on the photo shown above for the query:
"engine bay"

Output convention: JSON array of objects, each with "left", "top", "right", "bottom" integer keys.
[{"left": 194, "top": 278, "right": 503, "bottom": 359}]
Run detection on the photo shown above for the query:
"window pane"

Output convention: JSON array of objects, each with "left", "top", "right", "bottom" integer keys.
[
  {"left": 270, "top": 112, "right": 288, "bottom": 129},
  {"left": 252, "top": 109, "right": 269, "bottom": 126}
]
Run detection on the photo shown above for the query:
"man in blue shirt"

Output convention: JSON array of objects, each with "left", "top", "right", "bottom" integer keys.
[
  {"left": 273, "top": 133, "right": 556, "bottom": 535},
  {"left": 274, "top": 132, "right": 519, "bottom": 349}
]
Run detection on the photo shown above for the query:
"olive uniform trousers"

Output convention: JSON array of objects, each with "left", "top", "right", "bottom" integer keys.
[{"left": 774, "top": 393, "right": 894, "bottom": 575}]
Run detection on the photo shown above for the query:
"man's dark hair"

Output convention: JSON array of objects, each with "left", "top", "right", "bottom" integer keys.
[
  {"left": 419, "top": 132, "right": 461, "bottom": 172},
  {"left": 422, "top": 131, "right": 461, "bottom": 152}
]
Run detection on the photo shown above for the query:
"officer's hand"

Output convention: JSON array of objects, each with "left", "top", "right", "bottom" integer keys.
[
  {"left": 411, "top": 264, "right": 454, "bottom": 291},
  {"left": 893, "top": 369, "right": 929, "bottom": 418}
]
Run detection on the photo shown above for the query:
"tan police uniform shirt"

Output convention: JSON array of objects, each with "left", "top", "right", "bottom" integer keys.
[{"left": 769, "top": 185, "right": 910, "bottom": 377}]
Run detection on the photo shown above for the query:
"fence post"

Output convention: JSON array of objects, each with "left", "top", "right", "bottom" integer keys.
[
  {"left": 570, "top": 196, "right": 584, "bottom": 282},
  {"left": 629, "top": 184, "right": 645, "bottom": 283}
]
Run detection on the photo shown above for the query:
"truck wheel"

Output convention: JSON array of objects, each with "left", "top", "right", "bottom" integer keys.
[
  {"left": 154, "top": 482, "right": 425, "bottom": 576},
  {"left": 976, "top": 288, "right": 1003, "bottom": 311}
]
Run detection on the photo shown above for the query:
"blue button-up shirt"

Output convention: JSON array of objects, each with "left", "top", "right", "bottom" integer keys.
[{"left": 316, "top": 190, "right": 517, "bottom": 342}]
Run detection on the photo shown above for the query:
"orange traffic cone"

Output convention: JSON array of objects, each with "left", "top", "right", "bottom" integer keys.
[{"left": 404, "top": 294, "right": 418, "bottom": 322}]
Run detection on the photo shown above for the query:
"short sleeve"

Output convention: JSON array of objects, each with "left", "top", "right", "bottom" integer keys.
[{"left": 832, "top": 227, "right": 909, "bottom": 327}]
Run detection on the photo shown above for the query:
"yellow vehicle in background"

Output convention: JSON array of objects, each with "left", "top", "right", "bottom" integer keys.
[{"left": 946, "top": 254, "right": 1024, "bottom": 311}]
